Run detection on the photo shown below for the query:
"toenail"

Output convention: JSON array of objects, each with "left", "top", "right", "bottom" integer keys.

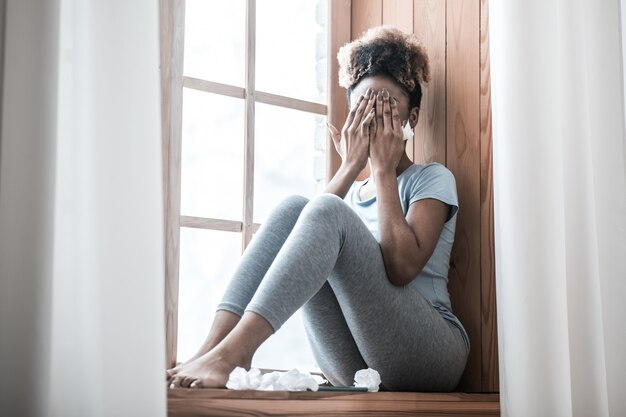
[{"left": 169, "top": 383, "right": 175, "bottom": 389}]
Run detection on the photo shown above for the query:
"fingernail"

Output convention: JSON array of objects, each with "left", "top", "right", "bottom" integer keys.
[
  {"left": 365, "top": 88, "right": 372, "bottom": 98},
  {"left": 377, "top": 91, "right": 383, "bottom": 101},
  {"left": 383, "top": 89, "right": 390, "bottom": 100}
]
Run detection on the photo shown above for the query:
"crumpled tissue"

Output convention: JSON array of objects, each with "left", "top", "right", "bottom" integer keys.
[
  {"left": 226, "top": 366, "right": 382, "bottom": 392},
  {"left": 402, "top": 120, "right": 414, "bottom": 141},
  {"left": 354, "top": 368, "right": 382, "bottom": 392},
  {"left": 226, "top": 367, "right": 325, "bottom": 391}
]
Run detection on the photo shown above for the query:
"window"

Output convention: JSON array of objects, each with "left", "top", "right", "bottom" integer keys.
[{"left": 163, "top": 0, "right": 329, "bottom": 372}]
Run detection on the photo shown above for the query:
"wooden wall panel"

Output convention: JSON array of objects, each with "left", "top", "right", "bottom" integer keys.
[
  {"left": 383, "top": 0, "right": 414, "bottom": 33},
  {"left": 351, "top": 0, "right": 382, "bottom": 40},
  {"left": 479, "top": 0, "right": 498, "bottom": 392},
  {"left": 413, "top": 0, "right": 446, "bottom": 165},
  {"left": 446, "top": 0, "right": 482, "bottom": 392},
  {"left": 327, "top": 0, "right": 498, "bottom": 393}
]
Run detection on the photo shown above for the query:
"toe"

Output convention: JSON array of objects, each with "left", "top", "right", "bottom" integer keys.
[
  {"left": 190, "top": 379, "right": 201, "bottom": 388},
  {"left": 181, "top": 376, "right": 196, "bottom": 388},
  {"left": 170, "top": 375, "right": 185, "bottom": 388}
]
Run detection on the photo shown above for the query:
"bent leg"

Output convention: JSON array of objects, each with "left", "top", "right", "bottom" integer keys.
[
  {"left": 301, "top": 282, "right": 368, "bottom": 387},
  {"left": 246, "top": 193, "right": 467, "bottom": 391},
  {"left": 171, "top": 194, "right": 466, "bottom": 390},
  {"left": 168, "top": 195, "right": 309, "bottom": 380},
  {"left": 216, "top": 195, "right": 309, "bottom": 316}
]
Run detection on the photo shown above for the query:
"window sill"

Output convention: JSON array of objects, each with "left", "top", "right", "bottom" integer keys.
[{"left": 168, "top": 388, "right": 500, "bottom": 416}]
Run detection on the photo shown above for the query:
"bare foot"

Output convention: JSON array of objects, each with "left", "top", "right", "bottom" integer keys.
[
  {"left": 168, "top": 348, "right": 251, "bottom": 389},
  {"left": 166, "top": 346, "right": 217, "bottom": 384}
]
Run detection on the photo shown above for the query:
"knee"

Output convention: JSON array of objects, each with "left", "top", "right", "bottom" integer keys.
[
  {"left": 273, "top": 195, "right": 310, "bottom": 216},
  {"left": 302, "top": 193, "right": 350, "bottom": 220}
]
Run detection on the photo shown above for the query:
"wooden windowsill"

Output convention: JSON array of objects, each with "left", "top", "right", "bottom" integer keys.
[{"left": 168, "top": 388, "right": 500, "bottom": 416}]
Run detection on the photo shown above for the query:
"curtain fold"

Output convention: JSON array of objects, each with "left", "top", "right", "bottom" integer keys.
[
  {"left": 0, "top": 1, "right": 166, "bottom": 416},
  {"left": 490, "top": 0, "right": 626, "bottom": 416}
]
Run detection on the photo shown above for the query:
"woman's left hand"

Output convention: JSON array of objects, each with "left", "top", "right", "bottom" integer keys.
[{"left": 369, "top": 89, "right": 405, "bottom": 174}]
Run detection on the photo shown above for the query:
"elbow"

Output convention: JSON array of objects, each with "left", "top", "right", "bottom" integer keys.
[
  {"left": 386, "top": 263, "right": 423, "bottom": 287},
  {"left": 385, "top": 254, "right": 426, "bottom": 287}
]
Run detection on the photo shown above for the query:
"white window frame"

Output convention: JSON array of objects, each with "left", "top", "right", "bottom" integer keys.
[{"left": 160, "top": 0, "right": 348, "bottom": 367}]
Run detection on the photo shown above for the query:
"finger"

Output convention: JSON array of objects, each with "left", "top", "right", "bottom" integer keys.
[
  {"left": 391, "top": 97, "right": 401, "bottom": 132},
  {"left": 365, "top": 92, "right": 377, "bottom": 113},
  {"left": 375, "top": 90, "right": 384, "bottom": 130},
  {"left": 346, "top": 94, "right": 365, "bottom": 127},
  {"left": 361, "top": 107, "right": 376, "bottom": 135},
  {"left": 351, "top": 88, "right": 372, "bottom": 127},
  {"left": 382, "top": 88, "right": 393, "bottom": 131},
  {"left": 326, "top": 122, "right": 340, "bottom": 146}
]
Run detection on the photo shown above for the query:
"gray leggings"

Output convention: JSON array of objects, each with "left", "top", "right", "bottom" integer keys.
[{"left": 216, "top": 194, "right": 468, "bottom": 391}]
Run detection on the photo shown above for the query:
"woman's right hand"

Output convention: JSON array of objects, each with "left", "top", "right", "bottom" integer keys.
[{"left": 326, "top": 88, "right": 376, "bottom": 172}]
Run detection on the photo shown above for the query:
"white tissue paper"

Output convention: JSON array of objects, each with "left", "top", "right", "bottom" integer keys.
[
  {"left": 354, "top": 368, "right": 382, "bottom": 392},
  {"left": 226, "top": 366, "right": 382, "bottom": 392},
  {"left": 402, "top": 121, "right": 414, "bottom": 141},
  {"left": 226, "top": 367, "right": 323, "bottom": 391}
]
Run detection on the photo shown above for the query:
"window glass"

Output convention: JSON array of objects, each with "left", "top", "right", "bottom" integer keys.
[
  {"left": 181, "top": 88, "right": 244, "bottom": 221},
  {"left": 256, "top": 0, "right": 328, "bottom": 103},
  {"left": 254, "top": 103, "right": 326, "bottom": 223},
  {"left": 252, "top": 310, "right": 321, "bottom": 372},
  {"left": 184, "top": 0, "right": 246, "bottom": 86},
  {"left": 177, "top": 228, "right": 242, "bottom": 361}
]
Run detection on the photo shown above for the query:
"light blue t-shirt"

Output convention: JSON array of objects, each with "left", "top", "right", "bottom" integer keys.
[{"left": 344, "top": 162, "right": 470, "bottom": 352}]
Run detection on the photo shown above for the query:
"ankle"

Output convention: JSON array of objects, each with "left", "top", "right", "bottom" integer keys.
[{"left": 211, "top": 344, "right": 253, "bottom": 369}]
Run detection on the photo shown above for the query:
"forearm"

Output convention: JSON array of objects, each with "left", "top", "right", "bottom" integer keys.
[
  {"left": 323, "top": 163, "right": 361, "bottom": 199},
  {"left": 374, "top": 169, "right": 423, "bottom": 286}
]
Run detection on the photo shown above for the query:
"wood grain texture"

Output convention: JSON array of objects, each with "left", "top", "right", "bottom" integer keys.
[
  {"left": 168, "top": 389, "right": 500, "bottom": 417},
  {"left": 326, "top": 0, "right": 351, "bottom": 182},
  {"left": 445, "top": 0, "right": 482, "bottom": 392},
  {"left": 383, "top": 0, "right": 414, "bottom": 33},
  {"left": 242, "top": 0, "right": 256, "bottom": 251},
  {"left": 413, "top": 0, "right": 446, "bottom": 165},
  {"left": 351, "top": 0, "right": 383, "bottom": 40},
  {"left": 160, "top": 0, "right": 185, "bottom": 369},
  {"left": 479, "top": 0, "right": 498, "bottom": 392},
  {"left": 255, "top": 91, "right": 327, "bottom": 115},
  {"left": 182, "top": 77, "right": 245, "bottom": 99},
  {"left": 179, "top": 217, "right": 243, "bottom": 233}
]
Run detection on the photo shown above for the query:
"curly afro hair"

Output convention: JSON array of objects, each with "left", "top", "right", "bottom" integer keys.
[{"left": 337, "top": 25, "right": 431, "bottom": 109}]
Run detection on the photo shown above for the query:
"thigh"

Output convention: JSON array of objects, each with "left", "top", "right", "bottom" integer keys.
[
  {"left": 301, "top": 282, "right": 367, "bottom": 387},
  {"left": 328, "top": 202, "right": 468, "bottom": 391}
]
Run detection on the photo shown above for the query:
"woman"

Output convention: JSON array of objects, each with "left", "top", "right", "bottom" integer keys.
[{"left": 166, "top": 26, "right": 469, "bottom": 392}]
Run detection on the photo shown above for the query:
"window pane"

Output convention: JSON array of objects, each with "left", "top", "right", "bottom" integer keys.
[
  {"left": 252, "top": 310, "right": 321, "bottom": 372},
  {"left": 178, "top": 228, "right": 321, "bottom": 372},
  {"left": 256, "top": 0, "right": 328, "bottom": 103},
  {"left": 254, "top": 104, "right": 326, "bottom": 223},
  {"left": 177, "top": 228, "right": 242, "bottom": 361},
  {"left": 184, "top": 0, "right": 245, "bottom": 86},
  {"left": 181, "top": 88, "right": 244, "bottom": 221}
]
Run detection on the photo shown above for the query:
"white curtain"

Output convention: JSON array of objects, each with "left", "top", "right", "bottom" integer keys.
[
  {"left": 490, "top": 0, "right": 626, "bottom": 416},
  {"left": 0, "top": 1, "right": 166, "bottom": 416}
]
